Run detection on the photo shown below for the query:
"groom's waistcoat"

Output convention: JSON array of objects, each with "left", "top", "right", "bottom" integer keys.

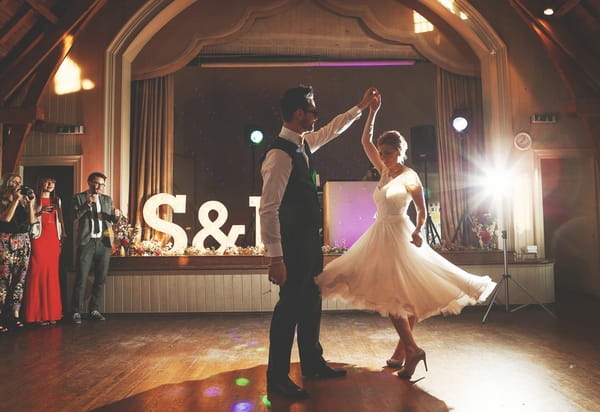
[{"left": 263, "top": 137, "right": 321, "bottom": 228}]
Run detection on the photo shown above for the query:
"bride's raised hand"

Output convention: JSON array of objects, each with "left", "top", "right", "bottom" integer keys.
[
  {"left": 370, "top": 92, "right": 381, "bottom": 112},
  {"left": 358, "top": 87, "right": 379, "bottom": 110}
]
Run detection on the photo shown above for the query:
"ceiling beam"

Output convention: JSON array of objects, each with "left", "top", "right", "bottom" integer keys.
[
  {"left": 22, "top": 46, "right": 63, "bottom": 106},
  {"left": 0, "top": 105, "right": 45, "bottom": 123},
  {"left": 0, "top": 0, "right": 106, "bottom": 102},
  {"left": 0, "top": 7, "right": 35, "bottom": 58},
  {"left": 565, "top": 98, "right": 600, "bottom": 117},
  {"left": 509, "top": 0, "right": 600, "bottom": 166},
  {"left": 25, "top": 0, "right": 59, "bottom": 24},
  {"left": 0, "top": 0, "right": 107, "bottom": 174},
  {"left": 509, "top": 0, "right": 600, "bottom": 91},
  {"left": 2, "top": 123, "right": 33, "bottom": 175}
]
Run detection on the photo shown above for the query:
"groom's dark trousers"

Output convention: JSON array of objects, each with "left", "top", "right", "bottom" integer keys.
[{"left": 266, "top": 223, "right": 326, "bottom": 380}]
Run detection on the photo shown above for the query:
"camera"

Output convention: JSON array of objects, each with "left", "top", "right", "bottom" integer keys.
[{"left": 20, "top": 186, "right": 35, "bottom": 199}]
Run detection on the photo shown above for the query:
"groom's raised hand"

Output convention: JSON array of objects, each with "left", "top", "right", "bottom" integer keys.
[{"left": 357, "top": 87, "right": 379, "bottom": 111}]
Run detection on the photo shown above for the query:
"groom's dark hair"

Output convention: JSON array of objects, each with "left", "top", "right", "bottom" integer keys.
[{"left": 281, "top": 85, "right": 314, "bottom": 122}]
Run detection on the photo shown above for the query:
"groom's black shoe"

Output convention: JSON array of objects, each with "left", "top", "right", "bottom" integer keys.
[
  {"left": 303, "top": 364, "right": 347, "bottom": 379},
  {"left": 267, "top": 377, "right": 309, "bottom": 399}
]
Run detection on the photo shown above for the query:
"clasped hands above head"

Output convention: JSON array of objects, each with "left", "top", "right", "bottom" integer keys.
[{"left": 358, "top": 87, "right": 380, "bottom": 110}]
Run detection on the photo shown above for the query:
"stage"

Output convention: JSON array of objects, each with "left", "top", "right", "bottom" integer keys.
[
  {"left": 82, "top": 180, "right": 556, "bottom": 314},
  {"left": 87, "top": 253, "right": 555, "bottom": 314}
]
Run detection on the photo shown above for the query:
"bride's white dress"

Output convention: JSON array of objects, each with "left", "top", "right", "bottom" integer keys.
[{"left": 316, "top": 168, "right": 496, "bottom": 322}]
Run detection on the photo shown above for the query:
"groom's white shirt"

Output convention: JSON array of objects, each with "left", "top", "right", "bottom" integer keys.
[{"left": 259, "top": 106, "right": 362, "bottom": 257}]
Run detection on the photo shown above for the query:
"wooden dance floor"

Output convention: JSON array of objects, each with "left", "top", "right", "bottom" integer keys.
[{"left": 1, "top": 297, "right": 599, "bottom": 412}]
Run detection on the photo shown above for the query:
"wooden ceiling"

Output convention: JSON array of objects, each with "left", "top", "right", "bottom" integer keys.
[
  {"left": 0, "top": 0, "right": 106, "bottom": 174},
  {"left": 509, "top": 0, "right": 600, "bottom": 163},
  {"left": 0, "top": 0, "right": 598, "bottom": 174},
  {"left": 509, "top": 0, "right": 599, "bottom": 105}
]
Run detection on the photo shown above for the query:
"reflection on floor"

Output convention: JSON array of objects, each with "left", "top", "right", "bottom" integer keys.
[{"left": 1, "top": 296, "right": 599, "bottom": 412}]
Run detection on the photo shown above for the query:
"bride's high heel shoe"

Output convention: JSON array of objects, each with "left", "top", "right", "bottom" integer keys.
[
  {"left": 386, "top": 358, "right": 404, "bottom": 368},
  {"left": 387, "top": 341, "right": 405, "bottom": 368},
  {"left": 397, "top": 348, "right": 427, "bottom": 379}
]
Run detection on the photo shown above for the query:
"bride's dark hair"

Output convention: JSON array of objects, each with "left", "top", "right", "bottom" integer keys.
[{"left": 377, "top": 131, "right": 408, "bottom": 163}]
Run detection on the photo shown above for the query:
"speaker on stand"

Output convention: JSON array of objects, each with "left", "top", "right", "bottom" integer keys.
[{"left": 410, "top": 125, "right": 441, "bottom": 247}]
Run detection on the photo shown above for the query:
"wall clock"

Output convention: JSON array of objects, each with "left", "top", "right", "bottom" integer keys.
[{"left": 514, "top": 132, "right": 532, "bottom": 151}]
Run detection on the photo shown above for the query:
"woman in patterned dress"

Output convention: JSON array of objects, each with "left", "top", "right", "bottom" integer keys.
[{"left": 0, "top": 173, "right": 36, "bottom": 332}]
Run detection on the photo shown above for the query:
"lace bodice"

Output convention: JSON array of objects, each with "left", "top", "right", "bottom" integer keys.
[{"left": 373, "top": 168, "right": 421, "bottom": 218}]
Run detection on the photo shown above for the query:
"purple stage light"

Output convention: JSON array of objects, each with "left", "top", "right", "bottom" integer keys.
[
  {"left": 323, "top": 181, "right": 378, "bottom": 248},
  {"left": 232, "top": 401, "right": 254, "bottom": 412},
  {"left": 204, "top": 386, "right": 222, "bottom": 397},
  {"left": 315, "top": 60, "right": 415, "bottom": 67}
]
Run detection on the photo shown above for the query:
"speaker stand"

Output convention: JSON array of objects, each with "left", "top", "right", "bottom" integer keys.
[
  {"left": 420, "top": 154, "right": 441, "bottom": 247},
  {"left": 452, "top": 211, "right": 474, "bottom": 245}
]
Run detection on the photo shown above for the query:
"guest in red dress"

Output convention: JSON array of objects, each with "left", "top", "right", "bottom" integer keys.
[{"left": 24, "top": 177, "right": 66, "bottom": 326}]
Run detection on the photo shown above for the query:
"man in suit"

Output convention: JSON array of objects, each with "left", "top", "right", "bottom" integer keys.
[
  {"left": 259, "top": 85, "right": 377, "bottom": 399},
  {"left": 71, "top": 172, "right": 120, "bottom": 324}
]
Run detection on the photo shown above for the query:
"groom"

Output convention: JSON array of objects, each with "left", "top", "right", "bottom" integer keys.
[{"left": 259, "top": 85, "right": 377, "bottom": 399}]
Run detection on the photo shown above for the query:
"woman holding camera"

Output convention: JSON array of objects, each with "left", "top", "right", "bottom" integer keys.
[
  {"left": 24, "top": 177, "right": 66, "bottom": 326},
  {"left": 0, "top": 173, "right": 36, "bottom": 332}
]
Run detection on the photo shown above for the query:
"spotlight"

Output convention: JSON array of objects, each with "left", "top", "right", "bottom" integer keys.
[
  {"left": 246, "top": 126, "right": 265, "bottom": 145},
  {"left": 250, "top": 129, "right": 264, "bottom": 144},
  {"left": 450, "top": 110, "right": 470, "bottom": 133},
  {"left": 475, "top": 165, "right": 512, "bottom": 202}
]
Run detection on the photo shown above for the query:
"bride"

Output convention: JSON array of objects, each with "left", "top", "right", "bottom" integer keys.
[{"left": 316, "top": 91, "right": 497, "bottom": 379}]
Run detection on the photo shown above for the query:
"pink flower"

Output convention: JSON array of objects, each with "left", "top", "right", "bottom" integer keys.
[{"left": 479, "top": 230, "right": 492, "bottom": 242}]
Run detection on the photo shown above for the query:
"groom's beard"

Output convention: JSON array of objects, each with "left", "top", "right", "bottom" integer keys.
[{"left": 300, "top": 117, "right": 315, "bottom": 133}]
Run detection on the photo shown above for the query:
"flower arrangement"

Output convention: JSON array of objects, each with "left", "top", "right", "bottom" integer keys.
[
  {"left": 223, "top": 246, "right": 264, "bottom": 256},
  {"left": 129, "top": 239, "right": 165, "bottom": 256},
  {"left": 430, "top": 239, "right": 480, "bottom": 252},
  {"left": 322, "top": 242, "right": 348, "bottom": 254},
  {"left": 112, "top": 214, "right": 139, "bottom": 255},
  {"left": 471, "top": 211, "right": 498, "bottom": 250},
  {"left": 180, "top": 245, "right": 265, "bottom": 256},
  {"left": 111, "top": 216, "right": 351, "bottom": 257},
  {"left": 114, "top": 239, "right": 351, "bottom": 257}
]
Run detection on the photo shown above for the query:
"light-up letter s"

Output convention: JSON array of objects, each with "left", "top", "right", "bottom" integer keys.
[{"left": 143, "top": 193, "right": 188, "bottom": 252}]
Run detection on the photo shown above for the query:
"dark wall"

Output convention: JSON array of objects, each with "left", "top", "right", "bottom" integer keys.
[{"left": 173, "top": 64, "right": 436, "bottom": 245}]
